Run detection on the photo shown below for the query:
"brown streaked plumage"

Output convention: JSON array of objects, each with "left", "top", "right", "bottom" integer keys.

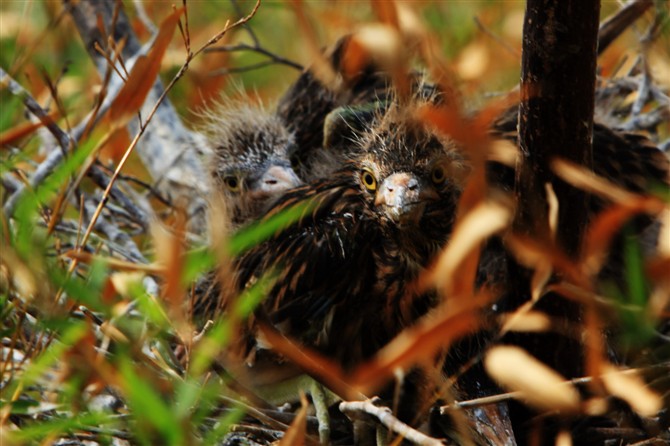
[{"left": 193, "top": 98, "right": 470, "bottom": 432}]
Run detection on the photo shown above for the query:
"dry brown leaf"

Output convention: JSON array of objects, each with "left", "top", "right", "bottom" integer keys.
[
  {"left": 277, "top": 392, "right": 308, "bottom": 446},
  {"left": 396, "top": 3, "right": 426, "bottom": 44},
  {"left": 657, "top": 208, "right": 670, "bottom": 257},
  {"left": 428, "top": 201, "right": 512, "bottom": 291},
  {"left": 499, "top": 311, "right": 551, "bottom": 333},
  {"left": 99, "top": 321, "right": 130, "bottom": 344},
  {"left": 556, "top": 430, "right": 572, "bottom": 446},
  {"left": 546, "top": 183, "right": 558, "bottom": 241},
  {"left": 0, "top": 111, "right": 59, "bottom": 147},
  {"left": 289, "top": 1, "right": 339, "bottom": 91},
  {"left": 552, "top": 158, "right": 639, "bottom": 205},
  {"left": 456, "top": 41, "right": 490, "bottom": 80},
  {"left": 484, "top": 346, "right": 581, "bottom": 413},
  {"left": 601, "top": 363, "right": 663, "bottom": 417},
  {"left": 64, "top": 250, "right": 163, "bottom": 274},
  {"left": 488, "top": 139, "right": 519, "bottom": 167},
  {"left": 529, "top": 258, "right": 552, "bottom": 302},
  {"left": 108, "top": 8, "right": 184, "bottom": 128},
  {"left": 257, "top": 323, "right": 359, "bottom": 401},
  {"left": 371, "top": 1, "right": 399, "bottom": 28},
  {"left": 109, "top": 272, "right": 146, "bottom": 297},
  {"left": 580, "top": 199, "right": 662, "bottom": 276},
  {"left": 351, "top": 297, "right": 486, "bottom": 392},
  {"left": 506, "top": 235, "right": 585, "bottom": 288}
]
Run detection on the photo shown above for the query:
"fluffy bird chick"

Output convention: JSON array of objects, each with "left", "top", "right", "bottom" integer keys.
[
  {"left": 201, "top": 102, "right": 302, "bottom": 228},
  {"left": 201, "top": 99, "right": 469, "bottom": 430}
]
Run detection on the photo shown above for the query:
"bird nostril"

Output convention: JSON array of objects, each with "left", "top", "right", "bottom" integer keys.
[
  {"left": 265, "top": 179, "right": 278, "bottom": 185},
  {"left": 408, "top": 179, "right": 419, "bottom": 191}
]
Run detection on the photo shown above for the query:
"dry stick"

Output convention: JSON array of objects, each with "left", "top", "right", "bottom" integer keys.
[
  {"left": 0, "top": 70, "right": 149, "bottom": 230},
  {"left": 473, "top": 16, "right": 520, "bottom": 59},
  {"left": 0, "top": 68, "right": 71, "bottom": 153},
  {"left": 65, "top": 0, "right": 211, "bottom": 230},
  {"left": 439, "top": 364, "right": 669, "bottom": 413},
  {"left": 58, "top": 1, "right": 261, "bottom": 302},
  {"left": 3, "top": 69, "right": 121, "bottom": 218},
  {"left": 339, "top": 400, "right": 444, "bottom": 446},
  {"left": 205, "top": 42, "right": 302, "bottom": 72},
  {"left": 597, "top": 0, "right": 653, "bottom": 56}
]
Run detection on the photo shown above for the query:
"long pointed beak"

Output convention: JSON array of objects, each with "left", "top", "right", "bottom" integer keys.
[{"left": 375, "top": 173, "right": 437, "bottom": 222}]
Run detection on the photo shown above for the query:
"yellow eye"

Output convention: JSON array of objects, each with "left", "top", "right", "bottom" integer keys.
[
  {"left": 431, "top": 165, "right": 446, "bottom": 185},
  {"left": 223, "top": 176, "right": 241, "bottom": 192},
  {"left": 360, "top": 168, "right": 377, "bottom": 192}
]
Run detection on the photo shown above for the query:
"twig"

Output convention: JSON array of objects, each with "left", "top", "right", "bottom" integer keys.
[
  {"left": 205, "top": 43, "right": 303, "bottom": 72},
  {"left": 0, "top": 68, "right": 72, "bottom": 154},
  {"left": 473, "top": 16, "right": 520, "bottom": 59},
  {"left": 211, "top": 60, "right": 298, "bottom": 76},
  {"left": 65, "top": 0, "right": 211, "bottom": 228},
  {"left": 2, "top": 65, "right": 121, "bottom": 217},
  {"left": 597, "top": 0, "right": 653, "bottom": 55},
  {"left": 339, "top": 399, "right": 444, "bottom": 446},
  {"left": 439, "top": 363, "right": 670, "bottom": 413},
  {"left": 87, "top": 166, "right": 149, "bottom": 229}
]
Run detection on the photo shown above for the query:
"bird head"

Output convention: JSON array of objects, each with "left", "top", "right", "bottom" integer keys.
[
  {"left": 337, "top": 105, "right": 470, "bottom": 261},
  {"left": 203, "top": 103, "right": 302, "bottom": 227}
]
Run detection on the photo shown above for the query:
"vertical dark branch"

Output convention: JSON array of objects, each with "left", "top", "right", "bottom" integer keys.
[
  {"left": 509, "top": 1, "right": 600, "bottom": 442},
  {"left": 516, "top": 0, "right": 599, "bottom": 256}
]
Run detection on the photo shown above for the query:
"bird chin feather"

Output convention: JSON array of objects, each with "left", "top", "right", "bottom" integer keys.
[{"left": 382, "top": 202, "right": 426, "bottom": 227}]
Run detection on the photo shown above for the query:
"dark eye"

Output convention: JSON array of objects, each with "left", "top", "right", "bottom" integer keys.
[
  {"left": 223, "top": 176, "right": 241, "bottom": 192},
  {"left": 360, "top": 168, "right": 377, "bottom": 192},
  {"left": 431, "top": 165, "right": 446, "bottom": 185}
]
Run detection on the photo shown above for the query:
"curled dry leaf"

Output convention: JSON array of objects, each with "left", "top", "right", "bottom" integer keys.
[
  {"left": 484, "top": 346, "right": 581, "bottom": 413},
  {"left": 601, "top": 363, "right": 663, "bottom": 417}
]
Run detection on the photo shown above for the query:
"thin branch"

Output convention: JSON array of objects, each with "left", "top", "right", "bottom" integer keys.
[
  {"left": 439, "top": 363, "right": 670, "bottom": 412},
  {"left": 205, "top": 42, "right": 303, "bottom": 72},
  {"left": 210, "top": 60, "right": 299, "bottom": 76},
  {"left": 473, "top": 16, "right": 520, "bottom": 59},
  {"left": 598, "top": 0, "right": 653, "bottom": 55},
  {"left": 0, "top": 68, "right": 72, "bottom": 154},
  {"left": 339, "top": 399, "right": 444, "bottom": 446}
]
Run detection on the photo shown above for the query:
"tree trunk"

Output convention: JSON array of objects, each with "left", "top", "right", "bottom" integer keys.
[{"left": 509, "top": 1, "right": 600, "bottom": 444}]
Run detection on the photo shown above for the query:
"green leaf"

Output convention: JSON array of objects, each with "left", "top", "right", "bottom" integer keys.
[
  {"left": 227, "top": 199, "right": 315, "bottom": 256},
  {"left": 119, "top": 358, "right": 183, "bottom": 446}
]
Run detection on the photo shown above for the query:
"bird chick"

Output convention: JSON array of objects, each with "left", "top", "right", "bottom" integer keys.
[
  {"left": 201, "top": 101, "right": 302, "bottom": 229},
  {"left": 209, "top": 98, "right": 469, "bottom": 430}
]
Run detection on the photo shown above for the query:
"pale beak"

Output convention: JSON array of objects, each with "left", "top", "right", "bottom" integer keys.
[
  {"left": 251, "top": 163, "right": 301, "bottom": 198},
  {"left": 375, "top": 173, "right": 437, "bottom": 223}
]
